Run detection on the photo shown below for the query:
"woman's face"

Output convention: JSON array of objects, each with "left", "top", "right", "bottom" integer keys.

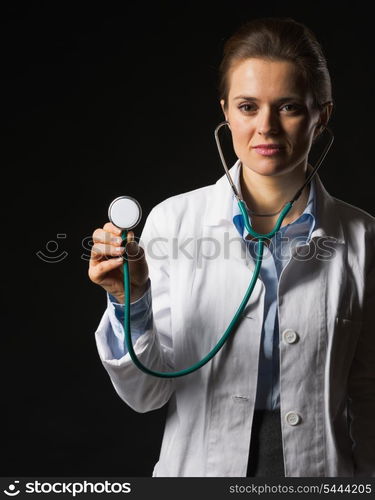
[{"left": 221, "top": 58, "right": 329, "bottom": 178}]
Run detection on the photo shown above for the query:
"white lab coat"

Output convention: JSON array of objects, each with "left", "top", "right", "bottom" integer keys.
[{"left": 95, "top": 162, "right": 375, "bottom": 477}]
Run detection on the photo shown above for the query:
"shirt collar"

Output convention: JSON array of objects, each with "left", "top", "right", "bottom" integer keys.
[{"left": 232, "top": 161, "right": 317, "bottom": 240}]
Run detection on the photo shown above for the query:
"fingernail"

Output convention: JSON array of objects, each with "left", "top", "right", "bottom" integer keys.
[{"left": 111, "top": 237, "right": 123, "bottom": 245}]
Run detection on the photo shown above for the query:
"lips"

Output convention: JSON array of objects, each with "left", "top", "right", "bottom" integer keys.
[{"left": 253, "top": 144, "right": 285, "bottom": 156}]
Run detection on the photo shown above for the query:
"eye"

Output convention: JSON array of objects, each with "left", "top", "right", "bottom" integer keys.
[
  {"left": 280, "top": 103, "right": 303, "bottom": 113},
  {"left": 238, "top": 102, "right": 258, "bottom": 113}
]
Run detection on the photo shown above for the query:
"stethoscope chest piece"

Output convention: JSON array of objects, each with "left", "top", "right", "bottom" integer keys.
[{"left": 108, "top": 196, "right": 142, "bottom": 230}]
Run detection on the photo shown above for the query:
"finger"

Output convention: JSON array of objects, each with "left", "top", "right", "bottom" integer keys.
[
  {"left": 93, "top": 228, "right": 124, "bottom": 247},
  {"left": 89, "top": 256, "right": 124, "bottom": 281},
  {"left": 90, "top": 242, "right": 126, "bottom": 262},
  {"left": 103, "top": 221, "right": 123, "bottom": 236},
  {"left": 125, "top": 231, "right": 136, "bottom": 253},
  {"left": 126, "top": 241, "right": 143, "bottom": 258},
  {"left": 123, "top": 231, "right": 144, "bottom": 259}
]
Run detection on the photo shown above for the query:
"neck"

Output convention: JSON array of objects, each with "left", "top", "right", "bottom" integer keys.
[{"left": 239, "top": 161, "right": 310, "bottom": 224}]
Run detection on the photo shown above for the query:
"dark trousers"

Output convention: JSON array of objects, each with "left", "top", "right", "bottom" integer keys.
[{"left": 246, "top": 409, "right": 285, "bottom": 477}]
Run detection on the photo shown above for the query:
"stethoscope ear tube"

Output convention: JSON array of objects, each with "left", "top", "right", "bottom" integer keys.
[
  {"left": 214, "top": 122, "right": 335, "bottom": 215},
  {"left": 214, "top": 121, "right": 241, "bottom": 201}
]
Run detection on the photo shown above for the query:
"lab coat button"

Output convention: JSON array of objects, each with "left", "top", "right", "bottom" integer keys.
[
  {"left": 282, "top": 329, "right": 299, "bottom": 344},
  {"left": 285, "top": 411, "right": 301, "bottom": 426}
]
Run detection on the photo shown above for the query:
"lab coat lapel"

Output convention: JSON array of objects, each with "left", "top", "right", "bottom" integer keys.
[
  {"left": 202, "top": 160, "right": 265, "bottom": 315},
  {"left": 198, "top": 162, "right": 265, "bottom": 475}
]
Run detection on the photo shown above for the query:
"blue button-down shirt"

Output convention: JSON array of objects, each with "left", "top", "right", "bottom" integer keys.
[
  {"left": 106, "top": 284, "right": 153, "bottom": 360},
  {"left": 231, "top": 165, "right": 316, "bottom": 410},
  {"left": 107, "top": 167, "right": 316, "bottom": 410}
]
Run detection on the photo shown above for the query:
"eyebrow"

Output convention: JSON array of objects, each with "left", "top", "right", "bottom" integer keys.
[{"left": 233, "top": 95, "right": 304, "bottom": 102}]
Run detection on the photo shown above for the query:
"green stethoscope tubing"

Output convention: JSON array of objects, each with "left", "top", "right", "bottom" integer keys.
[
  {"left": 120, "top": 200, "right": 293, "bottom": 378},
  {"left": 118, "top": 121, "right": 333, "bottom": 378}
]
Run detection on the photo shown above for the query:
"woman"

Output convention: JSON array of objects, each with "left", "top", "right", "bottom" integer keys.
[{"left": 89, "top": 18, "right": 375, "bottom": 477}]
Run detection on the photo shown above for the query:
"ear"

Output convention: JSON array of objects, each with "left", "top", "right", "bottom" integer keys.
[
  {"left": 314, "top": 101, "right": 334, "bottom": 138},
  {"left": 220, "top": 99, "right": 228, "bottom": 122}
]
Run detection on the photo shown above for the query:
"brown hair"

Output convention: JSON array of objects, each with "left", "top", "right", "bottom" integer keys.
[{"left": 219, "top": 17, "right": 332, "bottom": 110}]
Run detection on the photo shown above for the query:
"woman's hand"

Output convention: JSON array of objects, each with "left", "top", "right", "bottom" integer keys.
[{"left": 88, "top": 222, "right": 149, "bottom": 303}]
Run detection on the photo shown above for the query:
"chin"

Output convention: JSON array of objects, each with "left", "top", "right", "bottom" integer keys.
[{"left": 243, "top": 158, "right": 287, "bottom": 176}]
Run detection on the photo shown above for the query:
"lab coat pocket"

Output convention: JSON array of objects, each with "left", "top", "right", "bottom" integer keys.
[{"left": 206, "top": 393, "right": 253, "bottom": 476}]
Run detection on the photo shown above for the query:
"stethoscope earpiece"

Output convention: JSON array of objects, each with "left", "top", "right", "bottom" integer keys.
[{"left": 108, "top": 196, "right": 142, "bottom": 230}]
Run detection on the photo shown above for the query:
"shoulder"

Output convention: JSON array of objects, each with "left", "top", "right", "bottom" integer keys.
[
  {"left": 331, "top": 197, "right": 375, "bottom": 272},
  {"left": 140, "top": 182, "right": 217, "bottom": 250},
  {"left": 333, "top": 196, "right": 375, "bottom": 237},
  {"left": 333, "top": 196, "right": 375, "bottom": 224},
  {"left": 148, "top": 182, "right": 214, "bottom": 226}
]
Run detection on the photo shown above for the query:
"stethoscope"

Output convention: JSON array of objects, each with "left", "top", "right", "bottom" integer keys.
[{"left": 108, "top": 121, "right": 334, "bottom": 378}]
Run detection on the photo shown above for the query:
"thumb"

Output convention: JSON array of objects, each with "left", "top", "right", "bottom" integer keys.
[{"left": 126, "top": 231, "right": 143, "bottom": 259}]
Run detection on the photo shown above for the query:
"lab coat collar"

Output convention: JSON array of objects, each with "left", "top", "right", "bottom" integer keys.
[{"left": 204, "top": 160, "right": 345, "bottom": 245}]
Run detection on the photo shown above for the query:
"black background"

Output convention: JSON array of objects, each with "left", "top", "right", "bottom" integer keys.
[{"left": 2, "top": 1, "right": 374, "bottom": 477}]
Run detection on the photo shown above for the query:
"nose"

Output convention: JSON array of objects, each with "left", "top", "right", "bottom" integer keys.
[{"left": 256, "top": 106, "right": 280, "bottom": 136}]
